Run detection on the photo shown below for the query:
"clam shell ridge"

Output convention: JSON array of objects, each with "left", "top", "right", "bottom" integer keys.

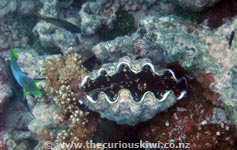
[{"left": 80, "top": 57, "right": 187, "bottom": 125}]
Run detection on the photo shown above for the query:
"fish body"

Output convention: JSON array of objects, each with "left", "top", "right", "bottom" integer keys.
[
  {"left": 229, "top": 31, "right": 235, "bottom": 49},
  {"left": 10, "top": 49, "right": 42, "bottom": 98},
  {"left": 35, "top": 12, "right": 81, "bottom": 33}
]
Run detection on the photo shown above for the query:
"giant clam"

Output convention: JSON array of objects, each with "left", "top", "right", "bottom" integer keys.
[{"left": 80, "top": 57, "right": 188, "bottom": 125}]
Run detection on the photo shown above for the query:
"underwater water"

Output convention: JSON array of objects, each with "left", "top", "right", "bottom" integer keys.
[{"left": 0, "top": 0, "right": 237, "bottom": 149}]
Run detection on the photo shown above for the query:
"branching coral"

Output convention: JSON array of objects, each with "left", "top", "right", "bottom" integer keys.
[
  {"left": 42, "top": 48, "right": 99, "bottom": 149},
  {"left": 55, "top": 116, "right": 99, "bottom": 150},
  {"left": 42, "top": 47, "right": 87, "bottom": 116}
]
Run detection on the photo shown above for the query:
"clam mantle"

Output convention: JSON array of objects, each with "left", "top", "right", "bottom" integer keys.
[{"left": 80, "top": 57, "right": 187, "bottom": 125}]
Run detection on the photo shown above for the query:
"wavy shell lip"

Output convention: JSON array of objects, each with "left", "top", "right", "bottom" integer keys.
[
  {"left": 80, "top": 62, "right": 188, "bottom": 87},
  {"left": 80, "top": 61, "right": 188, "bottom": 102},
  {"left": 86, "top": 89, "right": 187, "bottom": 104}
]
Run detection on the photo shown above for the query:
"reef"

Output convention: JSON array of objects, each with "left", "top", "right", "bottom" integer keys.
[
  {"left": 1, "top": 0, "right": 237, "bottom": 149},
  {"left": 81, "top": 56, "right": 187, "bottom": 125}
]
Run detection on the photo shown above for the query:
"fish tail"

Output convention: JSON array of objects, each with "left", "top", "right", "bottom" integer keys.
[
  {"left": 25, "top": 102, "right": 36, "bottom": 119},
  {"left": 31, "top": 10, "right": 49, "bottom": 21},
  {"left": 23, "top": 92, "right": 36, "bottom": 119}
]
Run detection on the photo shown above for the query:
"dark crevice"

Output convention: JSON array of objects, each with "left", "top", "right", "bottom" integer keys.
[{"left": 201, "top": 0, "right": 237, "bottom": 28}]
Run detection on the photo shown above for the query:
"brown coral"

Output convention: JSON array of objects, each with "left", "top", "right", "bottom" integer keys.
[
  {"left": 42, "top": 48, "right": 100, "bottom": 149},
  {"left": 55, "top": 113, "right": 100, "bottom": 150},
  {"left": 42, "top": 47, "right": 87, "bottom": 117}
]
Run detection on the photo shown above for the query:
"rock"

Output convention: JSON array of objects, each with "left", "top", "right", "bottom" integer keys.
[
  {"left": 92, "top": 35, "right": 166, "bottom": 66},
  {"left": 28, "top": 103, "right": 59, "bottom": 133},
  {"left": 0, "top": 17, "right": 35, "bottom": 51},
  {"left": 0, "top": 0, "right": 17, "bottom": 17},
  {"left": 211, "top": 107, "right": 230, "bottom": 124},
  {"left": 0, "top": 0, "right": 37, "bottom": 51},
  {"left": 0, "top": 56, "right": 12, "bottom": 113},
  {"left": 33, "top": 0, "right": 96, "bottom": 52},
  {"left": 79, "top": 0, "right": 118, "bottom": 35},
  {"left": 33, "top": 21, "right": 78, "bottom": 52},
  {"left": 38, "top": 0, "right": 58, "bottom": 16},
  {"left": 0, "top": 0, "right": 37, "bottom": 17},
  {"left": 0, "top": 84, "right": 12, "bottom": 113},
  {"left": 116, "top": 0, "right": 157, "bottom": 12},
  {"left": 171, "top": 0, "right": 221, "bottom": 12},
  {"left": 3, "top": 129, "right": 38, "bottom": 150}
]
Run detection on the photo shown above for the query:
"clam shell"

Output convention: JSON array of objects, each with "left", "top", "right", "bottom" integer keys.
[{"left": 80, "top": 57, "right": 187, "bottom": 125}]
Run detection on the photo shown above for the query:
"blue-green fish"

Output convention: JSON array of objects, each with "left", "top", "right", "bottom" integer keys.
[
  {"left": 10, "top": 49, "right": 43, "bottom": 98},
  {"left": 9, "top": 49, "right": 44, "bottom": 118}
]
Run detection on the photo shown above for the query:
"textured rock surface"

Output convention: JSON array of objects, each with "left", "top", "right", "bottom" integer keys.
[
  {"left": 0, "top": 85, "right": 12, "bottom": 113},
  {"left": 79, "top": 0, "right": 118, "bottom": 35},
  {"left": 33, "top": 0, "right": 99, "bottom": 53},
  {"left": 0, "top": 14, "right": 37, "bottom": 51},
  {"left": 0, "top": 58, "right": 12, "bottom": 113},
  {"left": 33, "top": 21, "right": 78, "bottom": 52},
  {"left": 171, "top": 0, "right": 221, "bottom": 12},
  {"left": 0, "top": 0, "right": 37, "bottom": 17},
  {"left": 116, "top": 0, "right": 157, "bottom": 12},
  {"left": 33, "top": 0, "right": 177, "bottom": 53},
  {"left": 28, "top": 103, "right": 59, "bottom": 133},
  {"left": 33, "top": 0, "right": 78, "bottom": 52},
  {"left": 0, "top": 0, "right": 37, "bottom": 50},
  {"left": 3, "top": 129, "right": 37, "bottom": 150}
]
